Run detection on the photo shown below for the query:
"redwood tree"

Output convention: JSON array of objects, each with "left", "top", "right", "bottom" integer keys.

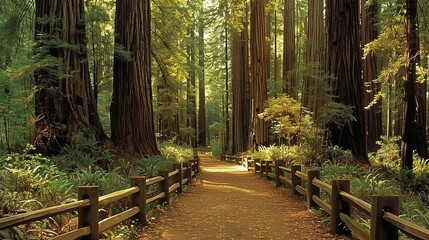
[
  {"left": 326, "top": 0, "right": 368, "bottom": 162},
  {"left": 111, "top": 0, "right": 160, "bottom": 155},
  {"left": 283, "top": 0, "right": 296, "bottom": 98},
  {"left": 232, "top": 1, "right": 250, "bottom": 154},
  {"left": 250, "top": 0, "right": 268, "bottom": 147},
  {"left": 198, "top": 0, "right": 206, "bottom": 147},
  {"left": 401, "top": 0, "right": 427, "bottom": 170},
  {"left": 361, "top": 0, "right": 382, "bottom": 152},
  {"left": 34, "top": 0, "right": 107, "bottom": 154}
]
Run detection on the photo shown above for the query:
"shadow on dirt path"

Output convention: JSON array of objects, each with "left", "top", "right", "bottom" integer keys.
[{"left": 139, "top": 154, "right": 348, "bottom": 240}]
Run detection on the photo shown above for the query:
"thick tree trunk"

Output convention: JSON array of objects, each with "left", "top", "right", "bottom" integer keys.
[
  {"left": 111, "top": 0, "right": 160, "bottom": 156},
  {"left": 401, "top": 0, "right": 427, "bottom": 170},
  {"left": 361, "top": 0, "right": 382, "bottom": 152},
  {"left": 283, "top": 0, "right": 296, "bottom": 98},
  {"left": 326, "top": 0, "right": 368, "bottom": 162},
  {"left": 232, "top": 0, "right": 250, "bottom": 154},
  {"left": 250, "top": 0, "right": 268, "bottom": 147},
  {"left": 34, "top": 0, "right": 107, "bottom": 155}
]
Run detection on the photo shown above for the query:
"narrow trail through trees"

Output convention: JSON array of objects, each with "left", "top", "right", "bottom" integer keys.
[{"left": 139, "top": 154, "right": 347, "bottom": 239}]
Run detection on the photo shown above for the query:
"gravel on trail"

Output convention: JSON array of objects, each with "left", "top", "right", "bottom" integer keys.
[{"left": 139, "top": 154, "right": 349, "bottom": 240}]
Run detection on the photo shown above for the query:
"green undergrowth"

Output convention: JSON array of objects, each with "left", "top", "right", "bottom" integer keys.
[
  {"left": 0, "top": 140, "right": 194, "bottom": 239},
  {"left": 247, "top": 140, "right": 428, "bottom": 239}
]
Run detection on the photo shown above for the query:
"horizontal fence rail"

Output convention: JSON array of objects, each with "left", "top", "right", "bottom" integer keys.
[
  {"left": 245, "top": 158, "right": 429, "bottom": 240},
  {"left": 0, "top": 158, "right": 200, "bottom": 240}
]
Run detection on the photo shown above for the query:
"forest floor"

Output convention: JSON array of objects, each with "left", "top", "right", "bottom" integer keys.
[{"left": 138, "top": 154, "right": 349, "bottom": 240}]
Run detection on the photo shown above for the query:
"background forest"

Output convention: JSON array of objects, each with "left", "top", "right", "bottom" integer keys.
[{"left": 0, "top": 0, "right": 428, "bottom": 239}]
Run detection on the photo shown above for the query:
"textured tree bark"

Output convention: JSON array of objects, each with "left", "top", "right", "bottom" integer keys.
[
  {"left": 401, "top": 0, "right": 427, "bottom": 170},
  {"left": 186, "top": 2, "right": 197, "bottom": 148},
  {"left": 232, "top": 0, "right": 250, "bottom": 154},
  {"left": 361, "top": 0, "right": 382, "bottom": 152},
  {"left": 198, "top": 0, "right": 207, "bottom": 147},
  {"left": 111, "top": 0, "right": 160, "bottom": 156},
  {"left": 224, "top": 9, "right": 230, "bottom": 155},
  {"left": 250, "top": 0, "right": 268, "bottom": 147},
  {"left": 34, "top": 0, "right": 107, "bottom": 154},
  {"left": 283, "top": 0, "right": 296, "bottom": 98},
  {"left": 326, "top": 0, "right": 368, "bottom": 162},
  {"left": 304, "top": 0, "right": 325, "bottom": 120}
]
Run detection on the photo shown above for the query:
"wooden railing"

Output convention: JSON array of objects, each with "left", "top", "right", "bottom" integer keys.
[
  {"left": 0, "top": 159, "right": 199, "bottom": 240},
  {"left": 250, "top": 158, "right": 429, "bottom": 240}
]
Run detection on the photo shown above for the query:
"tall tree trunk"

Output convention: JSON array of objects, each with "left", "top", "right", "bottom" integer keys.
[
  {"left": 198, "top": 0, "right": 206, "bottom": 147},
  {"left": 401, "top": 0, "right": 427, "bottom": 170},
  {"left": 304, "top": 0, "right": 325, "bottom": 120},
  {"left": 34, "top": 0, "right": 107, "bottom": 155},
  {"left": 224, "top": 10, "right": 230, "bottom": 155},
  {"left": 283, "top": 0, "right": 296, "bottom": 98},
  {"left": 361, "top": 0, "right": 382, "bottom": 152},
  {"left": 250, "top": 0, "right": 268, "bottom": 147},
  {"left": 187, "top": 7, "right": 197, "bottom": 147},
  {"left": 111, "top": 0, "right": 160, "bottom": 156},
  {"left": 326, "top": 0, "right": 368, "bottom": 162},
  {"left": 232, "top": 0, "right": 250, "bottom": 154}
]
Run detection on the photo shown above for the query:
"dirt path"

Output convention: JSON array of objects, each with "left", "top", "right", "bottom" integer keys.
[{"left": 139, "top": 154, "right": 347, "bottom": 240}]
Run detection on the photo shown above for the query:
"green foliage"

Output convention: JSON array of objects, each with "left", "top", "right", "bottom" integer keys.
[
  {"left": 52, "top": 133, "right": 113, "bottom": 172},
  {"left": 102, "top": 220, "right": 139, "bottom": 239},
  {"left": 210, "top": 137, "right": 223, "bottom": 158},
  {"left": 259, "top": 94, "right": 312, "bottom": 144},
  {"left": 135, "top": 155, "right": 172, "bottom": 178},
  {"left": 159, "top": 143, "right": 193, "bottom": 163},
  {"left": 368, "top": 136, "right": 401, "bottom": 171}
]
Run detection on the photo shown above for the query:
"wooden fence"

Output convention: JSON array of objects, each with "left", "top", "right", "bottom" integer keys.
[
  {"left": 0, "top": 159, "right": 199, "bottom": 239},
  {"left": 246, "top": 158, "right": 429, "bottom": 240}
]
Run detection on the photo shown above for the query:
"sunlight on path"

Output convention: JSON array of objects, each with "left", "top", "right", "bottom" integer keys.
[{"left": 139, "top": 154, "right": 347, "bottom": 240}]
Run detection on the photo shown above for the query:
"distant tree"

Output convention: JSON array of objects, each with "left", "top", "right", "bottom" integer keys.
[
  {"left": 34, "top": 0, "right": 107, "bottom": 154},
  {"left": 111, "top": 0, "right": 160, "bottom": 155},
  {"left": 198, "top": 0, "right": 207, "bottom": 147},
  {"left": 283, "top": 0, "right": 296, "bottom": 98}
]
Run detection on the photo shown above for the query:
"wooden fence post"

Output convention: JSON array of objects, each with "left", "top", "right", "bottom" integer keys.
[
  {"left": 370, "top": 195, "right": 399, "bottom": 240},
  {"left": 245, "top": 157, "right": 251, "bottom": 171},
  {"left": 306, "top": 170, "right": 320, "bottom": 209},
  {"left": 265, "top": 161, "right": 271, "bottom": 180},
  {"left": 275, "top": 160, "right": 285, "bottom": 187},
  {"left": 173, "top": 163, "right": 183, "bottom": 194},
  {"left": 78, "top": 186, "right": 99, "bottom": 240},
  {"left": 291, "top": 165, "right": 302, "bottom": 195},
  {"left": 159, "top": 170, "right": 170, "bottom": 204},
  {"left": 190, "top": 160, "right": 196, "bottom": 178},
  {"left": 331, "top": 179, "right": 351, "bottom": 234},
  {"left": 254, "top": 159, "right": 260, "bottom": 174},
  {"left": 130, "top": 176, "right": 147, "bottom": 225},
  {"left": 182, "top": 162, "right": 189, "bottom": 185},
  {"left": 187, "top": 161, "right": 193, "bottom": 183},
  {"left": 193, "top": 152, "right": 199, "bottom": 174}
]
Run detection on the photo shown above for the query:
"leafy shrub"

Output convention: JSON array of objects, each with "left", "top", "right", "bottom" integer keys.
[
  {"left": 210, "top": 137, "right": 223, "bottom": 158},
  {"left": 159, "top": 143, "right": 193, "bottom": 163},
  {"left": 368, "top": 136, "right": 401, "bottom": 171},
  {"left": 52, "top": 133, "right": 113, "bottom": 172},
  {"left": 135, "top": 155, "right": 172, "bottom": 178}
]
